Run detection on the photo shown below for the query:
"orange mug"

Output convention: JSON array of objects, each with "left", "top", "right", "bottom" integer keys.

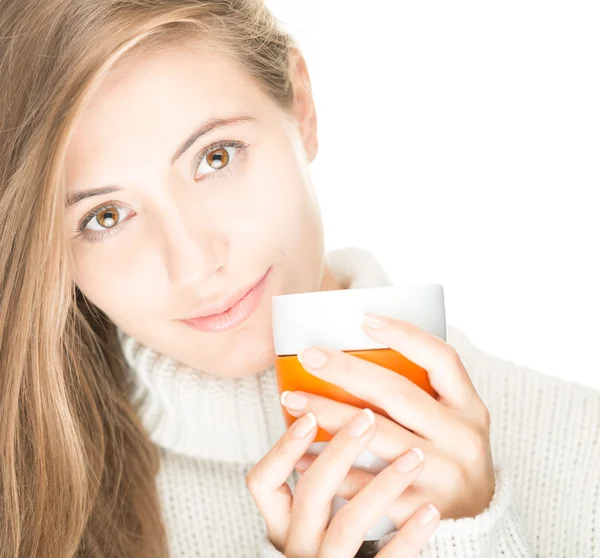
[{"left": 271, "top": 284, "right": 446, "bottom": 541}]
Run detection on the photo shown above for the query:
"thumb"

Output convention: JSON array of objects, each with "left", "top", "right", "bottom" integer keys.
[{"left": 246, "top": 412, "right": 318, "bottom": 550}]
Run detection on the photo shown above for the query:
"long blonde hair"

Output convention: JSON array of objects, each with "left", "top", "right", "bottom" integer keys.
[{"left": 0, "top": 1, "right": 296, "bottom": 555}]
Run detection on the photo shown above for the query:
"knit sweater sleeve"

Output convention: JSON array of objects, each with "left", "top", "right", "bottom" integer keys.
[
  {"left": 262, "top": 539, "right": 286, "bottom": 558},
  {"left": 261, "top": 464, "right": 533, "bottom": 558},
  {"left": 376, "top": 464, "right": 533, "bottom": 557}
]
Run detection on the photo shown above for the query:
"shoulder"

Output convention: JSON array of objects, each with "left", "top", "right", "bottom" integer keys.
[
  {"left": 446, "top": 325, "right": 600, "bottom": 553},
  {"left": 446, "top": 323, "right": 600, "bottom": 406},
  {"left": 447, "top": 322, "right": 600, "bottom": 464}
]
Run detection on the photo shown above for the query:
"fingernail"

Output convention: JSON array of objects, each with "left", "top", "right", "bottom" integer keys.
[
  {"left": 348, "top": 408, "right": 375, "bottom": 437},
  {"left": 281, "top": 391, "right": 309, "bottom": 411},
  {"left": 395, "top": 447, "right": 424, "bottom": 473},
  {"left": 294, "top": 455, "right": 313, "bottom": 472},
  {"left": 298, "top": 348, "right": 328, "bottom": 368},
  {"left": 291, "top": 412, "right": 317, "bottom": 438},
  {"left": 418, "top": 504, "right": 440, "bottom": 528},
  {"left": 362, "top": 313, "right": 389, "bottom": 329}
]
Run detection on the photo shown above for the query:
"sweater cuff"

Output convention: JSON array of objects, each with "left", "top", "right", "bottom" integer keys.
[
  {"left": 262, "top": 537, "right": 286, "bottom": 558},
  {"left": 377, "top": 464, "right": 534, "bottom": 557}
]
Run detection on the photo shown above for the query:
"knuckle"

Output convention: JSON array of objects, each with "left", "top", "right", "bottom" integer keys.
[
  {"left": 442, "top": 343, "right": 463, "bottom": 367},
  {"left": 445, "top": 460, "right": 467, "bottom": 491},
  {"left": 460, "top": 426, "right": 488, "bottom": 465},
  {"left": 390, "top": 383, "right": 409, "bottom": 407},
  {"left": 326, "top": 508, "right": 358, "bottom": 544},
  {"left": 293, "top": 472, "right": 317, "bottom": 503},
  {"left": 478, "top": 403, "right": 491, "bottom": 432},
  {"left": 293, "top": 475, "right": 326, "bottom": 514},
  {"left": 245, "top": 466, "right": 261, "bottom": 493},
  {"left": 293, "top": 473, "right": 309, "bottom": 498},
  {"left": 465, "top": 395, "right": 491, "bottom": 433}
]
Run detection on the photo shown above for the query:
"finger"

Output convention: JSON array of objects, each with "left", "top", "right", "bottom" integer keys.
[
  {"left": 285, "top": 408, "right": 377, "bottom": 557},
  {"left": 245, "top": 412, "right": 318, "bottom": 551},
  {"left": 284, "top": 393, "right": 463, "bottom": 486},
  {"left": 282, "top": 390, "right": 429, "bottom": 461},
  {"left": 317, "top": 448, "right": 425, "bottom": 558},
  {"left": 295, "top": 456, "right": 438, "bottom": 528},
  {"left": 297, "top": 345, "right": 467, "bottom": 442},
  {"left": 361, "top": 315, "right": 481, "bottom": 412},
  {"left": 375, "top": 503, "right": 441, "bottom": 558},
  {"left": 289, "top": 399, "right": 481, "bottom": 504}
]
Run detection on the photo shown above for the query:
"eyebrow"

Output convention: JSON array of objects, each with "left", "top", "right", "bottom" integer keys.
[{"left": 66, "top": 113, "right": 256, "bottom": 208}]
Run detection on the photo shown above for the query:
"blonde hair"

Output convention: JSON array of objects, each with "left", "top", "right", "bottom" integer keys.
[{"left": 0, "top": 1, "right": 297, "bottom": 555}]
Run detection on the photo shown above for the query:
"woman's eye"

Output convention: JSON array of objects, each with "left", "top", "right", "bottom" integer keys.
[
  {"left": 194, "top": 141, "right": 245, "bottom": 179},
  {"left": 84, "top": 205, "right": 128, "bottom": 231}
]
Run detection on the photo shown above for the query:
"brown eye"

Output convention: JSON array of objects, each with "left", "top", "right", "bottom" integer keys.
[
  {"left": 96, "top": 206, "right": 120, "bottom": 228},
  {"left": 206, "top": 147, "right": 229, "bottom": 169},
  {"left": 194, "top": 142, "right": 245, "bottom": 179},
  {"left": 76, "top": 202, "right": 132, "bottom": 242}
]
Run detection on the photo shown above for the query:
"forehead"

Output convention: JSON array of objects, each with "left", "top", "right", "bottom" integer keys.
[{"left": 64, "top": 43, "right": 268, "bottom": 186}]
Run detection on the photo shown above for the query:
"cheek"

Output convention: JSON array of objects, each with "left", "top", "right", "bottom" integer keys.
[
  {"left": 72, "top": 247, "right": 151, "bottom": 319},
  {"left": 244, "top": 184, "right": 319, "bottom": 258},
  {"left": 250, "top": 132, "right": 316, "bottom": 209},
  {"left": 249, "top": 160, "right": 319, "bottom": 239}
]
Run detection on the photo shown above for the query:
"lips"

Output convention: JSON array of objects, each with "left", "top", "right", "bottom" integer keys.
[
  {"left": 177, "top": 267, "right": 272, "bottom": 333},
  {"left": 180, "top": 270, "right": 268, "bottom": 320}
]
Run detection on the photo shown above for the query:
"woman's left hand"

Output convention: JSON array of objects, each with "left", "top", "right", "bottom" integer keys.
[{"left": 281, "top": 314, "right": 495, "bottom": 525}]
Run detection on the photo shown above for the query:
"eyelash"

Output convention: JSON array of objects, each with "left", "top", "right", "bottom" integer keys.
[
  {"left": 75, "top": 139, "right": 248, "bottom": 244},
  {"left": 75, "top": 203, "right": 131, "bottom": 244},
  {"left": 193, "top": 139, "right": 248, "bottom": 179}
]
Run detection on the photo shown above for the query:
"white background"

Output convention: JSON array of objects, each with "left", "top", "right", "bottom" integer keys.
[{"left": 266, "top": 1, "right": 600, "bottom": 390}]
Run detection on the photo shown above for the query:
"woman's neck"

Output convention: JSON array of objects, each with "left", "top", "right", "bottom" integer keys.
[{"left": 319, "top": 264, "right": 344, "bottom": 291}]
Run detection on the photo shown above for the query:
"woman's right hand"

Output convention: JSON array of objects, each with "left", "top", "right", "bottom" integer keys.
[{"left": 246, "top": 407, "right": 440, "bottom": 557}]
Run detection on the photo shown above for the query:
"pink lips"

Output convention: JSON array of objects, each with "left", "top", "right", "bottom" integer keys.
[{"left": 179, "top": 267, "right": 271, "bottom": 333}]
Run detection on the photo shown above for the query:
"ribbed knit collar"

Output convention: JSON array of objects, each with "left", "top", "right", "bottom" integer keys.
[{"left": 116, "top": 248, "right": 396, "bottom": 463}]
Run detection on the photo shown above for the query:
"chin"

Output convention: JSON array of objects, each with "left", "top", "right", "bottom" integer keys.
[
  {"left": 210, "top": 324, "right": 277, "bottom": 378},
  {"left": 235, "top": 337, "right": 277, "bottom": 377},
  {"left": 233, "top": 354, "right": 276, "bottom": 378},
  {"left": 216, "top": 349, "right": 276, "bottom": 378}
]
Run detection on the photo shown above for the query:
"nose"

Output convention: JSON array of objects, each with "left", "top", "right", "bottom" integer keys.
[{"left": 160, "top": 215, "right": 226, "bottom": 289}]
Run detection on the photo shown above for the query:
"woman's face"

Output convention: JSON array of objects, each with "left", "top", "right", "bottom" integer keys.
[{"left": 64, "top": 43, "right": 335, "bottom": 378}]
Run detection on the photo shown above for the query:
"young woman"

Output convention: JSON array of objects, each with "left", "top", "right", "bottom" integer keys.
[{"left": 0, "top": 1, "right": 598, "bottom": 557}]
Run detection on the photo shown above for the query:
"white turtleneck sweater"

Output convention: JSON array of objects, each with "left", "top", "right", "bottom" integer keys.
[{"left": 116, "top": 248, "right": 600, "bottom": 558}]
